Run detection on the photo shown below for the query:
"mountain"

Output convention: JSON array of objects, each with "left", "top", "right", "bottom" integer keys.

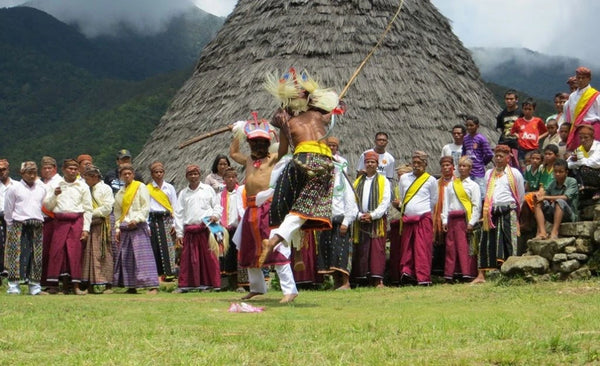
[
  {"left": 0, "top": 6, "right": 223, "bottom": 174},
  {"left": 470, "top": 47, "right": 599, "bottom": 101}
]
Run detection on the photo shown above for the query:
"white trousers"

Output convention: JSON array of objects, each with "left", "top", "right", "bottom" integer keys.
[
  {"left": 270, "top": 214, "right": 306, "bottom": 249},
  {"left": 247, "top": 264, "right": 298, "bottom": 295}
]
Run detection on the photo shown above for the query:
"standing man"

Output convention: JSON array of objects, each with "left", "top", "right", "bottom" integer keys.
[
  {"left": 104, "top": 149, "right": 143, "bottom": 193},
  {"left": 398, "top": 151, "right": 438, "bottom": 286},
  {"left": 39, "top": 156, "right": 60, "bottom": 288},
  {"left": 431, "top": 157, "right": 456, "bottom": 276},
  {"left": 113, "top": 164, "right": 159, "bottom": 294},
  {"left": 77, "top": 154, "right": 93, "bottom": 178},
  {"left": 496, "top": 89, "right": 522, "bottom": 167},
  {"left": 230, "top": 116, "right": 298, "bottom": 303},
  {"left": 81, "top": 166, "right": 115, "bottom": 293},
  {"left": 0, "top": 159, "right": 14, "bottom": 276},
  {"left": 356, "top": 132, "right": 396, "bottom": 180},
  {"left": 4, "top": 162, "right": 47, "bottom": 295},
  {"left": 219, "top": 167, "right": 244, "bottom": 290},
  {"left": 473, "top": 145, "right": 525, "bottom": 284},
  {"left": 173, "top": 165, "right": 222, "bottom": 292},
  {"left": 43, "top": 159, "right": 93, "bottom": 295},
  {"left": 564, "top": 67, "right": 600, "bottom": 151},
  {"left": 350, "top": 151, "right": 390, "bottom": 288},
  {"left": 441, "top": 125, "right": 465, "bottom": 169},
  {"left": 147, "top": 161, "right": 178, "bottom": 281},
  {"left": 40, "top": 156, "right": 61, "bottom": 186}
]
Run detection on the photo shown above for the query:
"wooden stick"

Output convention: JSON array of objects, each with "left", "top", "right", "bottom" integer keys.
[{"left": 178, "top": 125, "right": 232, "bottom": 149}]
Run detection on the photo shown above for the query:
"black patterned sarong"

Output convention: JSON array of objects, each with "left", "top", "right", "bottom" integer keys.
[
  {"left": 269, "top": 152, "right": 334, "bottom": 231},
  {"left": 148, "top": 211, "right": 176, "bottom": 276},
  {"left": 478, "top": 204, "right": 518, "bottom": 269},
  {"left": 317, "top": 215, "right": 351, "bottom": 275},
  {"left": 5, "top": 220, "right": 43, "bottom": 282}
]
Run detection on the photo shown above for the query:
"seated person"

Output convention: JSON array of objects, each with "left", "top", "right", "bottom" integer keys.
[
  {"left": 533, "top": 159, "right": 579, "bottom": 239},
  {"left": 567, "top": 123, "right": 600, "bottom": 197}
]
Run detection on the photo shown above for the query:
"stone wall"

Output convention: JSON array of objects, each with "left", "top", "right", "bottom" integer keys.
[{"left": 501, "top": 221, "right": 600, "bottom": 280}]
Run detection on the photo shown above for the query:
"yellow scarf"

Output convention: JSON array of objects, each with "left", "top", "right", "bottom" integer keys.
[
  {"left": 352, "top": 174, "right": 387, "bottom": 243},
  {"left": 147, "top": 182, "right": 173, "bottom": 213},
  {"left": 482, "top": 167, "right": 520, "bottom": 233},
  {"left": 576, "top": 144, "right": 590, "bottom": 158},
  {"left": 453, "top": 177, "right": 473, "bottom": 223},
  {"left": 399, "top": 172, "right": 431, "bottom": 233},
  {"left": 119, "top": 180, "right": 141, "bottom": 222},
  {"left": 574, "top": 86, "right": 599, "bottom": 122}
]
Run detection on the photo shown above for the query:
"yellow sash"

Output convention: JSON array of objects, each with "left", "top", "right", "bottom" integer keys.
[
  {"left": 398, "top": 172, "right": 431, "bottom": 233},
  {"left": 352, "top": 174, "right": 387, "bottom": 243},
  {"left": 147, "top": 183, "right": 173, "bottom": 213},
  {"left": 119, "top": 180, "right": 141, "bottom": 222},
  {"left": 577, "top": 145, "right": 590, "bottom": 158},
  {"left": 574, "top": 86, "right": 599, "bottom": 122},
  {"left": 453, "top": 178, "right": 473, "bottom": 223},
  {"left": 294, "top": 141, "right": 332, "bottom": 158}
]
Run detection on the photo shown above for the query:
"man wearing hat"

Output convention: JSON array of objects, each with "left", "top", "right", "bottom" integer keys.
[
  {"left": 567, "top": 123, "right": 600, "bottom": 195},
  {"left": 229, "top": 115, "right": 298, "bottom": 303},
  {"left": 3, "top": 161, "right": 47, "bottom": 294},
  {"left": 81, "top": 165, "right": 115, "bottom": 293},
  {"left": 43, "top": 158, "right": 93, "bottom": 294},
  {"left": 40, "top": 156, "right": 61, "bottom": 186},
  {"left": 173, "top": 164, "right": 222, "bottom": 292},
  {"left": 473, "top": 145, "right": 524, "bottom": 284},
  {"left": 77, "top": 154, "right": 93, "bottom": 178},
  {"left": 350, "top": 150, "right": 390, "bottom": 288},
  {"left": 39, "top": 156, "right": 61, "bottom": 288},
  {"left": 104, "top": 149, "right": 143, "bottom": 194},
  {"left": 564, "top": 67, "right": 600, "bottom": 150},
  {"left": 356, "top": 132, "right": 396, "bottom": 180},
  {"left": 398, "top": 151, "right": 438, "bottom": 286},
  {"left": 0, "top": 158, "right": 13, "bottom": 276}
]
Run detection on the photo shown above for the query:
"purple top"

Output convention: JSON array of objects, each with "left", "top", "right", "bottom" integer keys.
[{"left": 462, "top": 133, "right": 494, "bottom": 178}]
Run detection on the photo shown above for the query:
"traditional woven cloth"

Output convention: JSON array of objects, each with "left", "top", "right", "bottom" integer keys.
[
  {"left": 113, "top": 223, "right": 159, "bottom": 288},
  {"left": 4, "top": 220, "right": 43, "bottom": 282},
  {"left": 148, "top": 212, "right": 176, "bottom": 276}
]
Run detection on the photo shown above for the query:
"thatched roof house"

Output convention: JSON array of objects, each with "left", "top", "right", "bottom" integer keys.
[{"left": 137, "top": 0, "right": 500, "bottom": 188}]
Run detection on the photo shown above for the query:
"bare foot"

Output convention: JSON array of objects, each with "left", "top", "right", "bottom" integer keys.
[
  {"left": 375, "top": 282, "right": 385, "bottom": 289},
  {"left": 335, "top": 284, "right": 351, "bottom": 291},
  {"left": 279, "top": 293, "right": 298, "bottom": 303},
  {"left": 257, "top": 239, "right": 274, "bottom": 267},
  {"left": 241, "top": 291, "right": 263, "bottom": 300},
  {"left": 549, "top": 234, "right": 559, "bottom": 239},
  {"left": 147, "top": 288, "right": 158, "bottom": 295},
  {"left": 471, "top": 278, "right": 486, "bottom": 284}
]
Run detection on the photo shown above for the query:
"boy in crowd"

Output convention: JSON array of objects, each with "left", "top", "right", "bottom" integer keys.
[
  {"left": 463, "top": 116, "right": 494, "bottom": 197},
  {"left": 510, "top": 98, "right": 547, "bottom": 169}
]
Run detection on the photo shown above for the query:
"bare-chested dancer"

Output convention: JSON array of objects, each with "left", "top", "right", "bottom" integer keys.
[
  {"left": 261, "top": 68, "right": 342, "bottom": 270},
  {"left": 230, "top": 115, "right": 298, "bottom": 303}
]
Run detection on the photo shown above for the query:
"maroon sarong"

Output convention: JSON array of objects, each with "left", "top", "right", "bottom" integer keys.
[
  {"left": 238, "top": 198, "right": 289, "bottom": 268},
  {"left": 351, "top": 234, "right": 387, "bottom": 279},
  {"left": 291, "top": 232, "right": 321, "bottom": 284},
  {"left": 388, "top": 219, "right": 401, "bottom": 284},
  {"left": 46, "top": 213, "right": 83, "bottom": 283},
  {"left": 41, "top": 218, "right": 54, "bottom": 286},
  {"left": 178, "top": 224, "right": 221, "bottom": 289},
  {"left": 445, "top": 211, "right": 477, "bottom": 279},
  {"left": 400, "top": 212, "right": 433, "bottom": 284}
]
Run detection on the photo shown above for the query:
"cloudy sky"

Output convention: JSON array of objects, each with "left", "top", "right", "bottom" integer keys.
[{"left": 1, "top": 0, "right": 597, "bottom": 63}]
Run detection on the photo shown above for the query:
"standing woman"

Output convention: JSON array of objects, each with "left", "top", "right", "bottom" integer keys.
[{"left": 204, "top": 154, "right": 231, "bottom": 193}]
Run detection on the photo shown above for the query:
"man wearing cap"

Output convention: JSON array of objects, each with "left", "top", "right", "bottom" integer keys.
[
  {"left": 81, "top": 165, "right": 115, "bottom": 293},
  {"left": 398, "top": 151, "right": 438, "bottom": 286},
  {"left": 39, "top": 156, "right": 61, "bottom": 288},
  {"left": 473, "top": 145, "right": 524, "bottom": 284},
  {"left": 77, "top": 154, "right": 93, "bottom": 178},
  {"left": 564, "top": 67, "right": 600, "bottom": 151},
  {"left": 4, "top": 162, "right": 47, "bottom": 294},
  {"left": 43, "top": 159, "right": 93, "bottom": 294},
  {"left": 40, "top": 156, "right": 61, "bottom": 186},
  {"left": 229, "top": 116, "right": 298, "bottom": 302},
  {"left": 567, "top": 76, "right": 578, "bottom": 93},
  {"left": 104, "top": 149, "right": 143, "bottom": 193},
  {"left": 173, "top": 164, "right": 222, "bottom": 292},
  {"left": 113, "top": 164, "right": 159, "bottom": 294},
  {"left": 431, "top": 156, "right": 456, "bottom": 277},
  {"left": 356, "top": 132, "right": 396, "bottom": 180},
  {"left": 350, "top": 151, "right": 390, "bottom": 288},
  {"left": 567, "top": 123, "right": 600, "bottom": 195},
  {"left": 147, "top": 161, "right": 178, "bottom": 281},
  {"left": 0, "top": 159, "right": 13, "bottom": 276}
]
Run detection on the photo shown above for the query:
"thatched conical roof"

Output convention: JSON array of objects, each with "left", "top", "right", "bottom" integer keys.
[{"left": 136, "top": 0, "right": 499, "bottom": 188}]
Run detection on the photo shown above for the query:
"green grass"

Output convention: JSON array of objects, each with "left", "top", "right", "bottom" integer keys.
[{"left": 1, "top": 280, "right": 600, "bottom": 365}]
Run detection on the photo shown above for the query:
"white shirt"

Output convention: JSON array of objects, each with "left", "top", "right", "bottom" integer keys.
[
  {"left": 357, "top": 174, "right": 390, "bottom": 220},
  {"left": 223, "top": 188, "right": 241, "bottom": 227},
  {"left": 42, "top": 173, "right": 62, "bottom": 188},
  {"left": 43, "top": 178, "right": 93, "bottom": 231},
  {"left": 90, "top": 181, "right": 115, "bottom": 219},
  {"left": 4, "top": 179, "right": 46, "bottom": 224},
  {"left": 148, "top": 180, "right": 178, "bottom": 213},
  {"left": 114, "top": 182, "right": 150, "bottom": 229},
  {"left": 441, "top": 143, "right": 463, "bottom": 167},
  {"left": 564, "top": 85, "right": 600, "bottom": 123},
  {"left": 175, "top": 182, "right": 222, "bottom": 238},
  {"left": 356, "top": 149, "right": 396, "bottom": 179},
  {"left": 441, "top": 177, "right": 481, "bottom": 227},
  {"left": 567, "top": 140, "right": 600, "bottom": 169},
  {"left": 399, "top": 172, "right": 438, "bottom": 217},
  {"left": 333, "top": 154, "right": 349, "bottom": 173},
  {"left": 0, "top": 178, "right": 14, "bottom": 215},
  {"left": 483, "top": 167, "right": 525, "bottom": 207},
  {"left": 332, "top": 169, "right": 358, "bottom": 227}
]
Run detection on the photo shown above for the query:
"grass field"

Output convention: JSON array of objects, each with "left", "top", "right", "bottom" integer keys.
[{"left": 1, "top": 279, "right": 600, "bottom": 365}]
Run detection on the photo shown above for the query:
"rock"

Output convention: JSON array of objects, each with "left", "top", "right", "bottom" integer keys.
[
  {"left": 594, "top": 206, "right": 600, "bottom": 221},
  {"left": 559, "top": 222, "right": 597, "bottom": 237},
  {"left": 580, "top": 205, "right": 597, "bottom": 221},
  {"left": 552, "top": 253, "right": 568, "bottom": 262},
  {"left": 568, "top": 266, "right": 592, "bottom": 280},
  {"left": 594, "top": 229, "right": 600, "bottom": 245},
  {"left": 567, "top": 253, "right": 589, "bottom": 261},
  {"left": 588, "top": 250, "right": 600, "bottom": 273},
  {"left": 564, "top": 246, "right": 577, "bottom": 254},
  {"left": 575, "top": 238, "right": 594, "bottom": 254},
  {"left": 559, "top": 259, "right": 581, "bottom": 273},
  {"left": 501, "top": 255, "right": 549, "bottom": 276},
  {"left": 528, "top": 237, "right": 575, "bottom": 260}
]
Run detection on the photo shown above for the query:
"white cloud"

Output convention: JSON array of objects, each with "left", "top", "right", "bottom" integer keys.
[{"left": 192, "top": 0, "right": 236, "bottom": 17}]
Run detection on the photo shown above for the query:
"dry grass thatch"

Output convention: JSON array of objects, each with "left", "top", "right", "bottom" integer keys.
[{"left": 136, "top": 0, "right": 500, "bottom": 188}]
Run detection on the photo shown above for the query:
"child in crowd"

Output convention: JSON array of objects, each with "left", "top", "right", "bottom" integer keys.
[
  {"left": 462, "top": 116, "right": 494, "bottom": 197},
  {"left": 541, "top": 119, "right": 560, "bottom": 150},
  {"left": 510, "top": 98, "right": 548, "bottom": 169},
  {"left": 524, "top": 150, "right": 543, "bottom": 192},
  {"left": 558, "top": 123, "right": 571, "bottom": 159}
]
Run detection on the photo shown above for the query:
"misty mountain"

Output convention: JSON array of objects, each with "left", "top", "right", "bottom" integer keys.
[{"left": 470, "top": 47, "right": 599, "bottom": 101}]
